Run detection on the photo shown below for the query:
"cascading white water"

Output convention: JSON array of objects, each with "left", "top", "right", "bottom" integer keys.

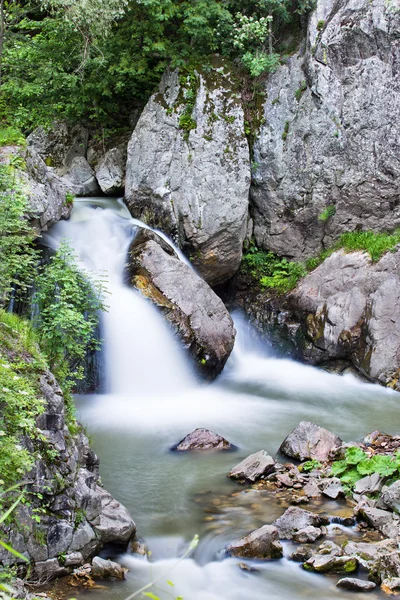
[
  {"left": 44, "top": 198, "right": 400, "bottom": 600},
  {"left": 43, "top": 198, "right": 193, "bottom": 395}
]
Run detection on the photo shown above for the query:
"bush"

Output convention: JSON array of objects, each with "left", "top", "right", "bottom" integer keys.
[
  {"left": 0, "top": 127, "right": 26, "bottom": 147},
  {"left": 330, "top": 446, "right": 400, "bottom": 492}
]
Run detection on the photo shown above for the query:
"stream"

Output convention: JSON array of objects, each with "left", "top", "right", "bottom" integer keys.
[{"left": 45, "top": 198, "right": 399, "bottom": 600}]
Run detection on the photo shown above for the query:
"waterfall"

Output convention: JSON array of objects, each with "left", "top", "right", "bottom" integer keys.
[{"left": 43, "top": 198, "right": 193, "bottom": 395}]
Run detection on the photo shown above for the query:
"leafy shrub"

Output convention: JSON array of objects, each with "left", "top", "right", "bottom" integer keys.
[
  {"left": 242, "top": 244, "right": 307, "bottom": 292},
  {"left": 0, "top": 127, "right": 25, "bottom": 147},
  {"left": 241, "top": 51, "right": 281, "bottom": 77},
  {"left": 0, "top": 164, "right": 38, "bottom": 308},
  {"left": 300, "top": 459, "right": 322, "bottom": 472},
  {"left": 330, "top": 446, "right": 400, "bottom": 491}
]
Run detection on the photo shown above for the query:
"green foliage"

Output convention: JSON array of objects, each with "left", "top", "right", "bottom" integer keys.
[
  {"left": 0, "top": 127, "right": 25, "bottom": 147},
  {"left": 317, "top": 19, "right": 325, "bottom": 30},
  {"left": 282, "top": 120, "right": 290, "bottom": 141},
  {"left": 330, "top": 446, "right": 400, "bottom": 492},
  {"left": 0, "top": 164, "right": 38, "bottom": 307},
  {"left": 242, "top": 243, "right": 307, "bottom": 292},
  {"left": 300, "top": 459, "right": 322, "bottom": 472},
  {"left": 65, "top": 191, "right": 74, "bottom": 206},
  {"left": 294, "top": 80, "right": 307, "bottom": 101},
  {"left": 34, "top": 240, "right": 107, "bottom": 390},
  {"left": 337, "top": 229, "right": 400, "bottom": 262},
  {"left": 0, "top": 311, "right": 46, "bottom": 488},
  {"left": 1, "top": 0, "right": 312, "bottom": 131},
  {"left": 318, "top": 205, "right": 336, "bottom": 221}
]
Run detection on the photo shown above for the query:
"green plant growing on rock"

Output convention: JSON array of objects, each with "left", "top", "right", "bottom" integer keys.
[
  {"left": 330, "top": 446, "right": 400, "bottom": 492},
  {"left": 260, "top": 258, "right": 307, "bottom": 292},
  {"left": 295, "top": 80, "right": 307, "bottom": 102},
  {"left": 318, "top": 205, "right": 336, "bottom": 222},
  {"left": 282, "top": 120, "right": 290, "bottom": 141},
  {"left": 337, "top": 229, "right": 400, "bottom": 262},
  {"left": 300, "top": 459, "right": 322, "bottom": 472},
  {"left": 0, "top": 127, "right": 25, "bottom": 147},
  {"left": 65, "top": 191, "right": 75, "bottom": 206}
]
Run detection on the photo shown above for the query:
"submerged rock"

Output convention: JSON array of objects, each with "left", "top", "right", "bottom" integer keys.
[
  {"left": 172, "top": 428, "right": 234, "bottom": 452},
  {"left": 273, "top": 507, "right": 329, "bottom": 540},
  {"left": 226, "top": 525, "right": 283, "bottom": 560},
  {"left": 125, "top": 65, "right": 251, "bottom": 286},
  {"left": 229, "top": 451, "right": 275, "bottom": 482},
  {"left": 279, "top": 421, "right": 342, "bottom": 462},
  {"left": 336, "top": 578, "right": 376, "bottom": 592},
  {"left": 127, "top": 231, "right": 235, "bottom": 380}
]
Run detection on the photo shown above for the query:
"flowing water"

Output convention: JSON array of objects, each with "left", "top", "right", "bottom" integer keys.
[{"left": 46, "top": 199, "right": 399, "bottom": 600}]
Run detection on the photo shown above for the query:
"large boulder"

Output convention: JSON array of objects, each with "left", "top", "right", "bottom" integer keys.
[
  {"left": 125, "top": 65, "right": 251, "bottom": 286},
  {"left": 279, "top": 421, "right": 342, "bottom": 462},
  {"left": 251, "top": 0, "right": 400, "bottom": 259},
  {"left": 226, "top": 525, "right": 283, "bottom": 560},
  {"left": 289, "top": 249, "right": 400, "bottom": 387},
  {"left": 95, "top": 145, "right": 126, "bottom": 195},
  {"left": 127, "top": 230, "right": 236, "bottom": 379},
  {"left": 27, "top": 122, "right": 89, "bottom": 168}
]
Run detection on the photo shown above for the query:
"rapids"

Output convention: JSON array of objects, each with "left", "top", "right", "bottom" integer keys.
[{"left": 45, "top": 198, "right": 399, "bottom": 600}]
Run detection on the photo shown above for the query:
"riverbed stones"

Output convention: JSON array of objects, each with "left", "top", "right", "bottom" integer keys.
[
  {"left": 304, "top": 541, "right": 358, "bottom": 574},
  {"left": 273, "top": 507, "right": 329, "bottom": 540},
  {"left": 279, "top": 421, "right": 342, "bottom": 462},
  {"left": 336, "top": 578, "right": 376, "bottom": 592},
  {"left": 320, "top": 478, "right": 344, "bottom": 500},
  {"left": 125, "top": 65, "right": 251, "bottom": 286},
  {"left": 356, "top": 506, "right": 400, "bottom": 539},
  {"left": 172, "top": 428, "right": 234, "bottom": 452},
  {"left": 292, "top": 526, "right": 323, "bottom": 544},
  {"left": 229, "top": 451, "right": 275, "bottom": 482},
  {"left": 226, "top": 525, "right": 283, "bottom": 560},
  {"left": 355, "top": 474, "right": 383, "bottom": 496},
  {"left": 127, "top": 231, "right": 235, "bottom": 380}
]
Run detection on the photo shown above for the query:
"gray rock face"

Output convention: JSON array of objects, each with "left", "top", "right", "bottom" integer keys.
[
  {"left": 127, "top": 231, "right": 235, "bottom": 379},
  {"left": 95, "top": 145, "right": 126, "bottom": 195},
  {"left": 226, "top": 525, "right": 283, "bottom": 560},
  {"left": 379, "top": 481, "right": 400, "bottom": 514},
  {"left": 336, "top": 578, "right": 376, "bottom": 592},
  {"left": 292, "top": 526, "right": 323, "bottom": 543},
  {"left": 356, "top": 506, "right": 400, "bottom": 539},
  {"left": 0, "top": 369, "right": 136, "bottom": 581},
  {"left": 125, "top": 66, "right": 251, "bottom": 286},
  {"left": 61, "top": 156, "right": 101, "bottom": 197},
  {"left": 289, "top": 249, "right": 400, "bottom": 387},
  {"left": 273, "top": 506, "right": 329, "bottom": 540},
  {"left": 0, "top": 146, "right": 72, "bottom": 234},
  {"left": 27, "top": 123, "right": 89, "bottom": 168},
  {"left": 279, "top": 421, "right": 342, "bottom": 462},
  {"left": 172, "top": 428, "right": 233, "bottom": 452},
  {"left": 304, "top": 541, "right": 358, "bottom": 573},
  {"left": 229, "top": 450, "right": 276, "bottom": 482},
  {"left": 252, "top": 0, "right": 400, "bottom": 259}
]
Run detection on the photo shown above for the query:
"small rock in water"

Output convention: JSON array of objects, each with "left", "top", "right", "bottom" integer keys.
[
  {"left": 381, "top": 578, "right": 400, "bottom": 594},
  {"left": 336, "top": 578, "right": 376, "bottom": 591},
  {"left": 237, "top": 562, "right": 260, "bottom": 573},
  {"left": 227, "top": 525, "right": 283, "bottom": 560},
  {"left": 229, "top": 450, "right": 275, "bottom": 482},
  {"left": 279, "top": 421, "right": 342, "bottom": 462},
  {"left": 273, "top": 507, "right": 329, "bottom": 540},
  {"left": 91, "top": 556, "right": 127, "bottom": 580},
  {"left": 172, "top": 428, "right": 234, "bottom": 451},
  {"left": 320, "top": 478, "right": 344, "bottom": 499},
  {"left": 293, "top": 526, "right": 323, "bottom": 544},
  {"left": 291, "top": 546, "right": 313, "bottom": 562}
]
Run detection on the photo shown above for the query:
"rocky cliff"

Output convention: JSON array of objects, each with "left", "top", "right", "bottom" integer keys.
[
  {"left": 0, "top": 320, "right": 136, "bottom": 581},
  {"left": 251, "top": 0, "right": 400, "bottom": 259}
]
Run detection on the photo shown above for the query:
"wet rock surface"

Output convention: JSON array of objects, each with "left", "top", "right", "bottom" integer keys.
[
  {"left": 226, "top": 525, "right": 283, "bottom": 560},
  {"left": 229, "top": 450, "right": 275, "bottom": 482},
  {"left": 125, "top": 65, "right": 250, "bottom": 286},
  {"left": 279, "top": 421, "right": 342, "bottom": 462},
  {"left": 336, "top": 577, "right": 376, "bottom": 591},
  {"left": 127, "top": 231, "right": 236, "bottom": 380},
  {"left": 172, "top": 428, "right": 234, "bottom": 452},
  {"left": 273, "top": 507, "right": 329, "bottom": 540}
]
